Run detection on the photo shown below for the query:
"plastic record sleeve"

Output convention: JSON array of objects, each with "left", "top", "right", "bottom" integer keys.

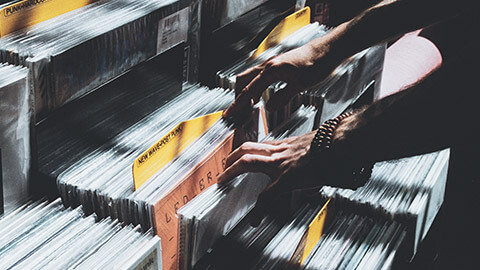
[
  {"left": 216, "top": 22, "right": 386, "bottom": 130},
  {"left": 0, "top": 0, "right": 199, "bottom": 119},
  {"left": 177, "top": 105, "right": 317, "bottom": 270},
  {"left": 0, "top": 63, "right": 30, "bottom": 214},
  {"left": 55, "top": 85, "right": 235, "bottom": 228},
  {"left": 0, "top": 199, "right": 162, "bottom": 269}
]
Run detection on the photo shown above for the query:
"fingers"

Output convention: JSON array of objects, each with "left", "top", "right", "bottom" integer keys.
[
  {"left": 218, "top": 141, "right": 287, "bottom": 185},
  {"left": 235, "top": 65, "right": 263, "bottom": 96},
  {"left": 225, "top": 142, "right": 283, "bottom": 168},
  {"left": 224, "top": 64, "right": 281, "bottom": 119},
  {"left": 217, "top": 154, "right": 277, "bottom": 185},
  {"left": 262, "top": 139, "right": 285, "bottom": 146},
  {"left": 224, "top": 100, "right": 255, "bottom": 126},
  {"left": 265, "top": 83, "right": 302, "bottom": 112}
]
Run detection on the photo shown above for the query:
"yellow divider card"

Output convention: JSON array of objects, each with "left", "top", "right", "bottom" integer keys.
[
  {"left": 251, "top": 6, "right": 310, "bottom": 59},
  {"left": 301, "top": 198, "right": 330, "bottom": 263},
  {"left": 0, "top": 0, "right": 97, "bottom": 37},
  {"left": 290, "top": 198, "right": 331, "bottom": 265},
  {"left": 132, "top": 111, "right": 223, "bottom": 190}
]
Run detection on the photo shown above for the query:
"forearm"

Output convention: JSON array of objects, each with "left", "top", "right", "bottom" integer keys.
[
  {"left": 330, "top": 48, "right": 480, "bottom": 165},
  {"left": 308, "top": 0, "right": 470, "bottom": 66}
]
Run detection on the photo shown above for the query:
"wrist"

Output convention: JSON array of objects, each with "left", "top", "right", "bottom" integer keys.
[
  {"left": 310, "top": 111, "right": 373, "bottom": 189},
  {"left": 330, "top": 107, "right": 372, "bottom": 165}
]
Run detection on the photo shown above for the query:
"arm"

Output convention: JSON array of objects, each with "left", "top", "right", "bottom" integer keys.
[
  {"left": 219, "top": 0, "right": 478, "bottom": 226},
  {"left": 220, "top": 46, "right": 480, "bottom": 225},
  {"left": 223, "top": 0, "right": 473, "bottom": 118},
  {"left": 332, "top": 47, "right": 479, "bottom": 166}
]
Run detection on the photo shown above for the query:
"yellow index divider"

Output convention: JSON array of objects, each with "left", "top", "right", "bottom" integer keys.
[
  {"left": 251, "top": 6, "right": 310, "bottom": 59},
  {"left": 0, "top": 0, "right": 98, "bottom": 37},
  {"left": 291, "top": 198, "right": 331, "bottom": 265},
  {"left": 132, "top": 111, "right": 223, "bottom": 190}
]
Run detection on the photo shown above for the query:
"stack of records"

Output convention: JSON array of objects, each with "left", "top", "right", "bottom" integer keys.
[
  {"left": 0, "top": 0, "right": 200, "bottom": 119},
  {"left": 49, "top": 84, "right": 235, "bottom": 269},
  {"left": 320, "top": 149, "right": 450, "bottom": 255},
  {"left": 206, "top": 150, "right": 448, "bottom": 268},
  {"left": 262, "top": 42, "right": 385, "bottom": 129},
  {"left": 252, "top": 205, "right": 406, "bottom": 270},
  {"left": 199, "top": 0, "right": 295, "bottom": 86},
  {"left": 54, "top": 84, "right": 234, "bottom": 224},
  {"left": 37, "top": 64, "right": 270, "bottom": 268},
  {"left": 0, "top": 199, "right": 161, "bottom": 269},
  {"left": 35, "top": 52, "right": 185, "bottom": 198},
  {"left": 216, "top": 22, "right": 327, "bottom": 90},
  {"left": 301, "top": 210, "right": 406, "bottom": 270},
  {"left": 0, "top": 0, "right": 100, "bottom": 37},
  {"left": 197, "top": 204, "right": 323, "bottom": 270},
  {"left": 0, "top": 63, "right": 30, "bottom": 214},
  {"left": 128, "top": 115, "right": 244, "bottom": 269},
  {"left": 33, "top": 39, "right": 269, "bottom": 267},
  {"left": 216, "top": 22, "right": 385, "bottom": 129},
  {"left": 178, "top": 105, "right": 317, "bottom": 270},
  {"left": 203, "top": 0, "right": 271, "bottom": 30},
  {"left": 300, "top": 43, "right": 385, "bottom": 126},
  {"left": 193, "top": 201, "right": 406, "bottom": 270},
  {"left": 184, "top": 129, "right": 448, "bottom": 269}
]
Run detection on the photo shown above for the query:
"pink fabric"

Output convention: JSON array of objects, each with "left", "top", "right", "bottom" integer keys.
[{"left": 376, "top": 31, "right": 443, "bottom": 100}]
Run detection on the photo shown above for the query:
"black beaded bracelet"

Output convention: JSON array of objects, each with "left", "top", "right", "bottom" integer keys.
[
  {"left": 310, "top": 111, "right": 353, "bottom": 153},
  {"left": 310, "top": 111, "right": 373, "bottom": 189}
]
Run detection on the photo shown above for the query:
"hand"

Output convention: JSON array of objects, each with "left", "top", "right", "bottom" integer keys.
[
  {"left": 217, "top": 131, "right": 329, "bottom": 226},
  {"left": 223, "top": 37, "right": 342, "bottom": 119}
]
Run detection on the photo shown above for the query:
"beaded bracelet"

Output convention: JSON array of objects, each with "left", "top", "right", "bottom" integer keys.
[
  {"left": 310, "top": 111, "right": 353, "bottom": 153},
  {"left": 310, "top": 111, "right": 373, "bottom": 189}
]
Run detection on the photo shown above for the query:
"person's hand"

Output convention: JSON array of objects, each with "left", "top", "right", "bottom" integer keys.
[
  {"left": 217, "top": 131, "right": 329, "bottom": 226},
  {"left": 223, "top": 37, "right": 342, "bottom": 119}
]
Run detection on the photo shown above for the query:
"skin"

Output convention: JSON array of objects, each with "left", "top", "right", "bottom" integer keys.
[{"left": 219, "top": 0, "right": 479, "bottom": 226}]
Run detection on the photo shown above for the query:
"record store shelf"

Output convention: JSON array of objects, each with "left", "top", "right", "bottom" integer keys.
[
  {"left": 0, "top": 0, "right": 200, "bottom": 120},
  {"left": 0, "top": 0, "right": 450, "bottom": 269}
]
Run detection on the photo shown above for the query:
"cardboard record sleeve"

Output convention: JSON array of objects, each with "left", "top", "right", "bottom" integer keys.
[
  {"left": 140, "top": 107, "right": 268, "bottom": 270},
  {"left": 153, "top": 132, "right": 234, "bottom": 270}
]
